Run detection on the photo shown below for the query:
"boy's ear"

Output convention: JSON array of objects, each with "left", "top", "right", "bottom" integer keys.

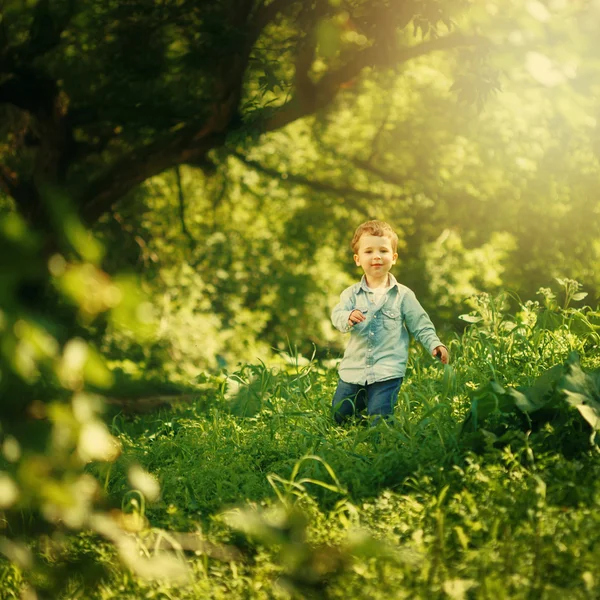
[{"left": 353, "top": 253, "right": 360, "bottom": 266}]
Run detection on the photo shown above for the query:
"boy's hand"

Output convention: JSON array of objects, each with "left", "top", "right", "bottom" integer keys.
[
  {"left": 348, "top": 309, "right": 366, "bottom": 326},
  {"left": 432, "top": 345, "right": 449, "bottom": 364}
]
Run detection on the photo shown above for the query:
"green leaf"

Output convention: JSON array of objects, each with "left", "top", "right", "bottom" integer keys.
[
  {"left": 561, "top": 361, "right": 600, "bottom": 431},
  {"left": 509, "top": 389, "right": 538, "bottom": 413},
  {"left": 459, "top": 314, "right": 483, "bottom": 323},
  {"left": 461, "top": 380, "right": 515, "bottom": 433},
  {"left": 577, "top": 405, "right": 600, "bottom": 431},
  {"left": 227, "top": 375, "right": 269, "bottom": 417}
]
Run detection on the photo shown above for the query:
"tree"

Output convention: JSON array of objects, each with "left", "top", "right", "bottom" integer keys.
[{"left": 0, "top": 0, "right": 474, "bottom": 238}]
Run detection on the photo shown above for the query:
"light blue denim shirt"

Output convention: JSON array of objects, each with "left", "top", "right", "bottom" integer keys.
[{"left": 331, "top": 274, "right": 444, "bottom": 385}]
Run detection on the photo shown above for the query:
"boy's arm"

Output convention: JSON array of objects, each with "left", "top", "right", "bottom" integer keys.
[
  {"left": 331, "top": 288, "right": 355, "bottom": 333},
  {"left": 402, "top": 289, "right": 447, "bottom": 356}
]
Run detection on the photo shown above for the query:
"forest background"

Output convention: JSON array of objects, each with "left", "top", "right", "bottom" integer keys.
[
  {"left": 1, "top": 0, "right": 600, "bottom": 596},
  {"left": 2, "top": 0, "right": 599, "bottom": 379}
]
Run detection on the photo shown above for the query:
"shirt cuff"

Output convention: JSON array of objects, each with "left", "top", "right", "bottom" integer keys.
[
  {"left": 335, "top": 311, "right": 353, "bottom": 332},
  {"left": 429, "top": 341, "right": 446, "bottom": 354}
]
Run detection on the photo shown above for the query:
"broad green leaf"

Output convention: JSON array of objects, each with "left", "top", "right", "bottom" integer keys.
[{"left": 459, "top": 314, "right": 483, "bottom": 323}]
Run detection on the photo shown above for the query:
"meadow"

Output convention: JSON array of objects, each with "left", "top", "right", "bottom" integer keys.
[
  {"left": 3, "top": 288, "right": 599, "bottom": 600},
  {"left": 3, "top": 2, "right": 600, "bottom": 598}
]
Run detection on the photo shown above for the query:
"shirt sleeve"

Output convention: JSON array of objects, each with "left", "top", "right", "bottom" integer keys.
[
  {"left": 401, "top": 289, "right": 444, "bottom": 353},
  {"left": 331, "top": 287, "right": 355, "bottom": 333}
]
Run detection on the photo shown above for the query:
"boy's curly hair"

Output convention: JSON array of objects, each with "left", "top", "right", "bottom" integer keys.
[{"left": 351, "top": 220, "right": 398, "bottom": 253}]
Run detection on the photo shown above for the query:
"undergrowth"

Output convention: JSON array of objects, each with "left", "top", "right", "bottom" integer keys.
[{"left": 3, "top": 287, "right": 600, "bottom": 599}]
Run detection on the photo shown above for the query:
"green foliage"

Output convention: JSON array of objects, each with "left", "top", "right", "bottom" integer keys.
[
  {"left": 460, "top": 353, "right": 600, "bottom": 456},
  {"left": 89, "top": 1, "right": 600, "bottom": 368},
  {"left": 3, "top": 2, "right": 600, "bottom": 597},
  {"left": 6, "top": 1, "right": 600, "bottom": 369},
  {"left": 0, "top": 198, "right": 204, "bottom": 597},
  {"left": 2, "top": 287, "right": 597, "bottom": 598}
]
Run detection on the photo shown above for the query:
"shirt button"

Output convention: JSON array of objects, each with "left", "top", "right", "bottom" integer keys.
[{"left": 370, "top": 332, "right": 374, "bottom": 336}]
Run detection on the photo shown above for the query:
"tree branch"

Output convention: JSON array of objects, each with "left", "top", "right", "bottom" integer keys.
[
  {"left": 311, "top": 127, "right": 412, "bottom": 191},
  {"left": 250, "top": 0, "right": 294, "bottom": 38},
  {"left": 351, "top": 157, "right": 406, "bottom": 188},
  {"left": 264, "top": 33, "right": 481, "bottom": 132},
  {"left": 61, "top": 1, "right": 260, "bottom": 224},
  {"left": 293, "top": 6, "right": 323, "bottom": 113},
  {"left": 229, "top": 150, "right": 409, "bottom": 207},
  {"left": 75, "top": 1, "right": 296, "bottom": 225},
  {"left": 1, "top": 2, "right": 478, "bottom": 230},
  {"left": 77, "top": 117, "right": 228, "bottom": 224}
]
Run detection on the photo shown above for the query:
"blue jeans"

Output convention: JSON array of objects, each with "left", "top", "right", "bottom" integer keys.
[{"left": 331, "top": 377, "right": 403, "bottom": 424}]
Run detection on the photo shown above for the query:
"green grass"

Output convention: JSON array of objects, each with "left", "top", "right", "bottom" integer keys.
[{"left": 3, "top": 295, "right": 600, "bottom": 599}]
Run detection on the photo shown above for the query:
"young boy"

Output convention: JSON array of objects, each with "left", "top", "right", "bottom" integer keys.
[{"left": 331, "top": 220, "right": 449, "bottom": 424}]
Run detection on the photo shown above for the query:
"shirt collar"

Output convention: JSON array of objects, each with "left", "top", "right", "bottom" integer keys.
[{"left": 359, "top": 273, "right": 399, "bottom": 292}]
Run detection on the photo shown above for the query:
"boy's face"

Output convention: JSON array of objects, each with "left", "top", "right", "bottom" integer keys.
[{"left": 353, "top": 234, "right": 397, "bottom": 281}]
